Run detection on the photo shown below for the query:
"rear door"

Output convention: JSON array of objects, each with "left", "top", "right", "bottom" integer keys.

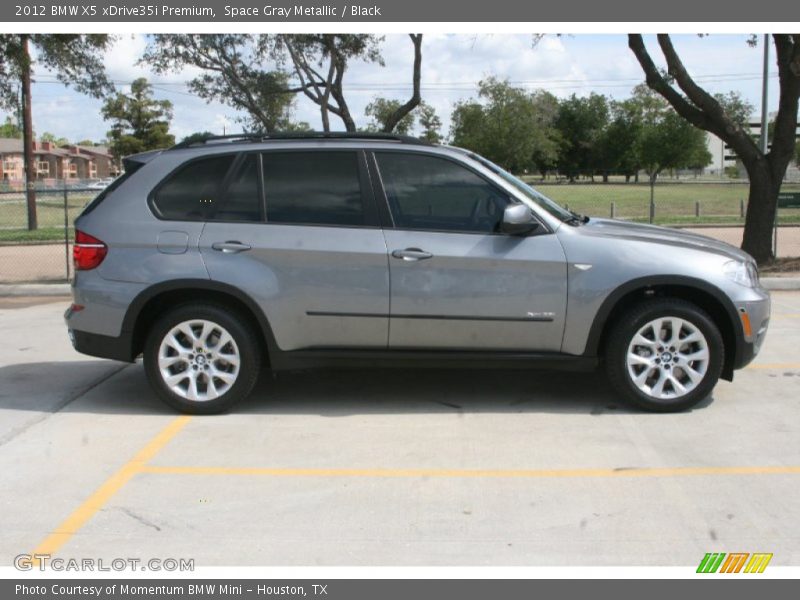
[
  {"left": 194, "top": 149, "right": 389, "bottom": 351},
  {"left": 372, "top": 151, "right": 567, "bottom": 352}
]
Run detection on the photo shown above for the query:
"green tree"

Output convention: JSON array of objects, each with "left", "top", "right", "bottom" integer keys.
[
  {"left": 142, "top": 35, "right": 298, "bottom": 133},
  {"left": 40, "top": 131, "right": 68, "bottom": 147},
  {"left": 0, "top": 34, "right": 113, "bottom": 229},
  {"left": 144, "top": 34, "right": 423, "bottom": 134},
  {"left": 0, "top": 115, "right": 21, "bottom": 138},
  {"left": 450, "top": 78, "right": 560, "bottom": 174},
  {"left": 417, "top": 102, "right": 442, "bottom": 143},
  {"left": 280, "top": 34, "right": 422, "bottom": 133},
  {"left": 102, "top": 78, "right": 175, "bottom": 160},
  {"left": 714, "top": 91, "right": 755, "bottom": 128},
  {"left": 637, "top": 110, "right": 711, "bottom": 182},
  {"left": 75, "top": 139, "right": 96, "bottom": 147},
  {"left": 595, "top": 98, "right": 643, "bottom": 182},
  {"left": 554, "top": 93, "right": 610, "bottom": 181},
  {"left": 179, "top": 131, "right": 216, "bottom": 146},
  {"left": 629, "top": 34, "right": 800, "bottom": 264},
  {"left": 365, "top": 97, "right": 415, "bottom": 134}
]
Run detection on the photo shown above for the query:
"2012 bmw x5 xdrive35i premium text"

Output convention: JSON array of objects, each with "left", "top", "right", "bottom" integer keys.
[{"left": 65, "top": 133, "right": 770, "bottom": 414}]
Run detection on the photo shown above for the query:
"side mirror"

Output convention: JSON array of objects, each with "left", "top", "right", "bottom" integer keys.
[{"left": 500, "top": 204, "right": 539, "bottom": 235}]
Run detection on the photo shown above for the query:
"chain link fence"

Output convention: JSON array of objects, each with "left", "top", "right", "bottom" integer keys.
[
  {"left": 0, "top": 183, "right": 97, "bottom": 283},
  {"left": 1, "top": 179, "right": 798, "bottom": 283}
]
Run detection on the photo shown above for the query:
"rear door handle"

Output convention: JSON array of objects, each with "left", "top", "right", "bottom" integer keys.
[
  {"left": 211, "top": 241, "right": 252, "bottom": 254},
  {"left": 391, "top": 248, "right": 433, "bottom": 261}
]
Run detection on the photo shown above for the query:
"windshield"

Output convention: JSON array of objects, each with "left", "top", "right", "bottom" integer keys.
[{"left": 453, "top": 149, "right": 575, "bottom": 223}]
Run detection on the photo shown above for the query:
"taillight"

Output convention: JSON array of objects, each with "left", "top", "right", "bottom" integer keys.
[{"left": 73, "top": 230, "right": 108, "bottom": 271}]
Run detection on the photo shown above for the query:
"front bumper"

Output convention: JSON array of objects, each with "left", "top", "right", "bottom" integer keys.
[{"left": 730, "top": 288, "right": 770, "bottom": 371}]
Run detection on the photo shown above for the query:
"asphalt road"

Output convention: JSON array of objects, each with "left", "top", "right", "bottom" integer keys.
[{"left": 0, "top": 294, "right": 799, "bottom": 568}]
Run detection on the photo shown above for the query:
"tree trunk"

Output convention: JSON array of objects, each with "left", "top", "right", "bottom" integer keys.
[
  {"left": 21, "top": 35, "right": 37, "bottom": 231},
  {"left": 741, "top": 159, "right": 780, "bottom": 263}
]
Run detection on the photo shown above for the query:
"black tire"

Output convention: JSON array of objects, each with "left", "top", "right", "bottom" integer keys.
[
  {"left": 143, "top": 303, "right": 261, "bottom": 414},
  {"left": 604, "top": 298, "right": 724, "bottom": 412}
]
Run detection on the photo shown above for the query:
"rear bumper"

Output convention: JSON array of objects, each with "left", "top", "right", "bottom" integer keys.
[
  {"left": 68, "top": 327, "right": 135, "bottom": 362},
  {"left": 66, "top": 304, "right": 135, "bottom": 362}
]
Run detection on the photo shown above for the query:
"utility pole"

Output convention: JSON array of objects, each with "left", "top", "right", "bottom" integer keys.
[{"left": 20, "top": 34, "right": 37, "bottom": 230}]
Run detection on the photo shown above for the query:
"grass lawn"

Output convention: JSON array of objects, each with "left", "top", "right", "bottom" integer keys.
[
  {"left": 0, "top": 191, "right": 91, "bottom": 242},
  {"left": 1, "top": 184, "right": 799, "bottom": 242},
  {"left": 523, "top": 180, "right": 800, "bottom": 225}
]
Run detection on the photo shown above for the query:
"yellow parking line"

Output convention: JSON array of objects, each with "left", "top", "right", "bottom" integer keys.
[
  {"left": 31, "top": 415, "right": 192, "bottom": 560},
  {"left": 746, "top": 363, "right": 800, "bottom": 370},
  {"left": 139, "top": 464, "right": 800, "bottom": 479}
]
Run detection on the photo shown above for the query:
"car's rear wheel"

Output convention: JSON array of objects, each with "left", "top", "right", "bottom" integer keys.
[
  {"left": 605, "top": 298, "right": 724, "bottom": 412},
  {"left": 144, "top": 304, "right": 261, "bottom": 414}
]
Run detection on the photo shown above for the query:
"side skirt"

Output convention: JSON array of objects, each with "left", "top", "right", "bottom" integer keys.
[{"left": 268, "top": 348, "right": 599, "bottom": 372}]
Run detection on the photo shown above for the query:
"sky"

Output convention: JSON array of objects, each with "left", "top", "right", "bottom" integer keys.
[{"left": 2, "top": 33, "right": 780, "bottom": 144}]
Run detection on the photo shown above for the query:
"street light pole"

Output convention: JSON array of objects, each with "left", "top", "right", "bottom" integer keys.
[{"left": 759, "top": 35, "right": 777, "bottom": 258}]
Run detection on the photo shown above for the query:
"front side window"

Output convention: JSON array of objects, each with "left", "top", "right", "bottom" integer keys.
[
  {"left": 262, "top": 151, "right": 366, "bottom": 227},
  {"left": 375, "top": 152, "right": 510, "bottom": 233}
]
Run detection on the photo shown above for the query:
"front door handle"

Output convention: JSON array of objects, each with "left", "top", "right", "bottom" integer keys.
[
  {"left": 211, "top": 241, "right": 252, "bottom": 254},
  {"left": 391, "top": 248, "right": 433, "bottom": 261}
]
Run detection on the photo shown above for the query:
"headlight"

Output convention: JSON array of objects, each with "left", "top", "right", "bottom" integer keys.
[{"left": 723, "top": 260, "right": 758, "bottom": 287}]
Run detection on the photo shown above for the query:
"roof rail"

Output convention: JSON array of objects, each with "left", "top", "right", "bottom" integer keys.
[{"left": 169, "top": 131, "right": 433, "bottom": 151}]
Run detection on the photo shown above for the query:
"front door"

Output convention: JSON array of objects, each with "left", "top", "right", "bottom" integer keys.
[{"left": 373, "top": 151, "right": 567, "bottom": 351}]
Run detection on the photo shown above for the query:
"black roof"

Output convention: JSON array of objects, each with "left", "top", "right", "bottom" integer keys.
[{"left": 170, "top": 131, "right": 433, "bottom": 151}]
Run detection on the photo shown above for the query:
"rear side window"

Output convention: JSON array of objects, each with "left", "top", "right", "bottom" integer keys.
[
  {"left": 262, "top": 151, "right": 366, "bottom": 227},
  {"left": 152, "top": 155, "right": 236, "bottom": 220},
  {"left": 213, "top": 154, "right": 262, "bottom": 222}
]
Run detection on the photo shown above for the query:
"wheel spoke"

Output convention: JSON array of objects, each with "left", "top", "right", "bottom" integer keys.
[
  {"left": 186, "top": 372, "right": 200, "bottom": 400},
  {"left": 632, "top": 334, "right": 657, "bottom": 350},
  {"left": 667, "top": 374, "right": 687, "bottom": 395},
  {"left": 667, "top": 318, "right": 683, "bottom": 345},
  {"left": 627, "top": 352, "right": 653, "bottom": 367},
  {"left": 205, "top": 375, "right": 220, "bottom": 400},
  {"left": 164, "top": 372, "right": 188, "bottom": 388},
  {"left": 634, "top": 367, "right": 652, "bottom": 388},
  {"left": 159, "top": 355, "right": 185, "bottom": 369},
  {"left": 682, "top": 365, "right": 704, "bottom": 384},
  {"left": 681, "top": 348, "right": 709, "bottom": 362},
  {"left": 215, "top": 331, "right": 233, "bottom": 351},
  {"left": 211, "top": 367, "right": 236, "bottom": 385},
  {"left": 651, "top": 372, "right": 667, "bottom": 397}
]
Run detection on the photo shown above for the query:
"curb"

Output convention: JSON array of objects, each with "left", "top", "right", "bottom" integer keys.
[
  {"left": 0, "top": 283, "right": 70, "bottom": 296},
  {"left": 761, "top": 277, "right": 800, "bottom": 291},
  {"left": 2, "top": 278, "right": 800, "bottom": 297}
]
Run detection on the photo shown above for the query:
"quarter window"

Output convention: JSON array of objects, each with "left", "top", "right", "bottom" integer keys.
[
  {"left": 262, "top": 151, "right": 366, "bottom": 227},
  {"left": 375, "top": 152, "right": 510, "bottom": 233}
]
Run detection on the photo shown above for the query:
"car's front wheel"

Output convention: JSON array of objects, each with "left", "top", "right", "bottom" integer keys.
[
  {"left": 605, "top": 298, "right": 724, "bottom": 412},
  {"left": 143, "top": 304, "right": 261, "bottom": 414}
]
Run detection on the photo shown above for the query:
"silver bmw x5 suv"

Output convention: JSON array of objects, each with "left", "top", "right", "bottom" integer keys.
[{"left": 65, "top": 133, "right": 770, "bottom": 414}]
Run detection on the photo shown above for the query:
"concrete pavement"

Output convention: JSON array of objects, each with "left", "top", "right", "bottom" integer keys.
[{"left": 0, "top": 295, "right": 798, "bottom": 567}]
